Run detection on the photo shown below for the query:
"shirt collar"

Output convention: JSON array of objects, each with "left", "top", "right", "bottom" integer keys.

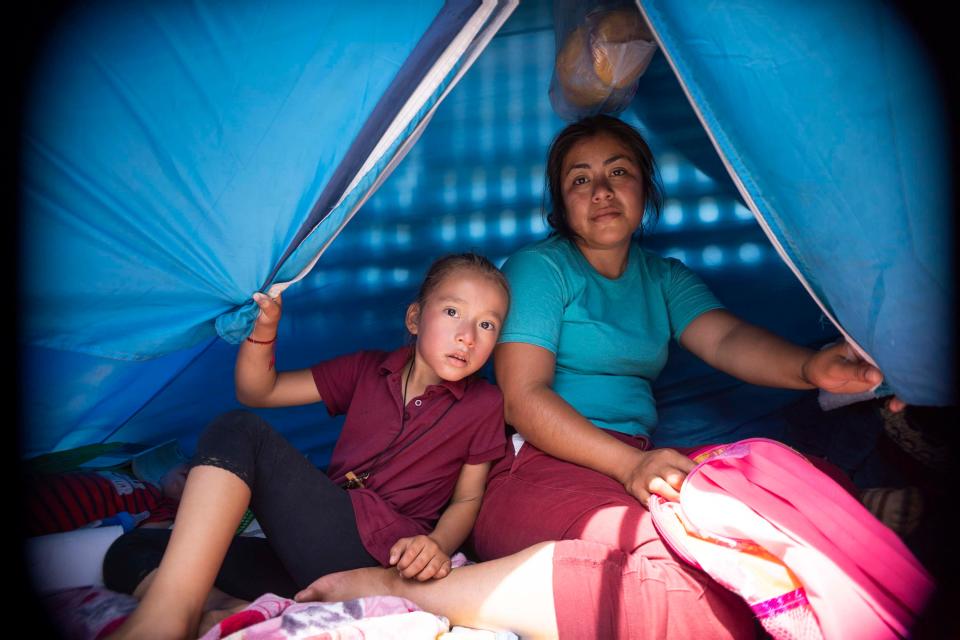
[{"left": 379, "top": 345, "right": 469, "bottom": 400}]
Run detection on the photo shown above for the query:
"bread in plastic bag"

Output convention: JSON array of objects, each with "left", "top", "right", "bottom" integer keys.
[{"left": 550, "top": 2, "right": 657, "bottom": 121}]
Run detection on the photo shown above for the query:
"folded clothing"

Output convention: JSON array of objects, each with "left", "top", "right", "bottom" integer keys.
[{"left": 25, "top": 470, "right": 178, "bottom": 535}]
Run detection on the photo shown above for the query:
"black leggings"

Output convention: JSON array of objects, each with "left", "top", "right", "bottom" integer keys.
[{"left": 103, "top": 410, "right": 378, "bottom": 600}]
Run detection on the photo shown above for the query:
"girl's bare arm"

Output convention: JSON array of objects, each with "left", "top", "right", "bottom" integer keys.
[{"left": 235, "top": 292, "right": 322, "bottom": 407}]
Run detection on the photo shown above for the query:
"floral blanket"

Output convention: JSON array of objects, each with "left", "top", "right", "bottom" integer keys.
[
  {"left": 43, "top": 587, "right": 515, "bottom": 640},
  {"left": 198, "top": 593, "right": 447, "bottom": 640}
]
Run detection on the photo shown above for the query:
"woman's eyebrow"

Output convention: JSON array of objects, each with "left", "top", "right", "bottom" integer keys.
[
  {"left": 602, "top": 154, "right": 630, "bottom": 166},
  {"left": 565, "top": 154, "right": 633, "bottom": 175},
  {"left": 565, "top": 162, "right": 590, "bottom": 175}
]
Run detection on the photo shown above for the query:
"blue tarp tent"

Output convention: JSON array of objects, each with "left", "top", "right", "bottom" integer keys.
[
  {"left": 21, "top": 0, "right": 519, "bottom": 460},
  {"left": 20, "top": 0, "right": 953, "bottom": 469}
]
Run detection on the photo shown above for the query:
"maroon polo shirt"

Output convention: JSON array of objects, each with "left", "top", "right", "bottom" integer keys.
[{"left": 311, "top": 346, "right": 506, "bottom": 565}]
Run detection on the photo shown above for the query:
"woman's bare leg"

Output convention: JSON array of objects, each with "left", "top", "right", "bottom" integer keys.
[
  {"left": 105, "top": 465, "right": 251, "bottom": 640},
  {"left": 296, "top": 541, "right": 559, "bottom": 639}
]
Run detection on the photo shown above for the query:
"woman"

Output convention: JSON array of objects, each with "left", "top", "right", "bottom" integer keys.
[{"left": 297, "top": 116, "right": 887, "bottom": 639}]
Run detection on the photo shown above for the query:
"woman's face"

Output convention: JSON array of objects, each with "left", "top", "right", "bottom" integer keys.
[{"left": 560, "top": 133, "right": 645, "bottom": 253}]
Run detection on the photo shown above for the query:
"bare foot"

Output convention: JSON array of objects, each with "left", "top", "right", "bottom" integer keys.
[{"left": 295, "top": 566, "right": 400, "bottom": 603}]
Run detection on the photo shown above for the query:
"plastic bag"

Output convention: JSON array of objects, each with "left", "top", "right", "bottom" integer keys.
[{"left": 550, "top": 0, "right": 657, "bottom": 121}]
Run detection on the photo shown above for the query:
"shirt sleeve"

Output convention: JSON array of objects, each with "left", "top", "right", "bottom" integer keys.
[
  {"left": 662, "top": 258, "right": 725, "bottom": 341},
  {"left": 310, "top": 350, "right": 370, "bottom": 416},
  {"left": 498, "top": 248, "right": 566, "bottom": 353},
  {"left": 465, "top": 385, "right": 506, "bottom": 465}
]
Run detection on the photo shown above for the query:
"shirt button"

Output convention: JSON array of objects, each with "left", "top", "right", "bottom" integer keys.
[
  {"left": 414, "top": 399, "right": 423, "bottom": 407},
  {"left": 403, "top": 412, "right": 410, "bottom": 420}
]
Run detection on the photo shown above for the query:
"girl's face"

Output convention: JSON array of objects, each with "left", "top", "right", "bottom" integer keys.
[
  {"left": 560, "top": 132, "right": 645, "bottom": 253},
  {"left": 405, "top": 270, "right": 508, "bottom": 386}
]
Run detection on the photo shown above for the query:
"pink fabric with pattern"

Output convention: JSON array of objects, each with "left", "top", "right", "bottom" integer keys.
[
  {"left": 198, "top": 593, "right": 448, "bottom": 640},
  {"left": 650, "top": 438, "right": 934, "bottom": 640}
]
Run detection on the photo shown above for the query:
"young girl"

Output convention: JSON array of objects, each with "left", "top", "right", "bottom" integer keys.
[{"left": 105, "top": 252, "right": 510, "bottom": 640}]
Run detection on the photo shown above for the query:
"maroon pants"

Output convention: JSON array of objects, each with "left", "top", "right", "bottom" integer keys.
[{"left": 472, "top": 433, "right": 857, "bottom": 639}]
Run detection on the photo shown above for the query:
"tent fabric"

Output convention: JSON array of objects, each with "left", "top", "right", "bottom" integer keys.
[
  {"left": 19, "top": 0, "right": 951, "bottom": 462},
  {"left": 218, "top": 0, "right": 518, "bottom": 344},
  {"left": 22, "top": 0, "right": 507, "bottom": 360},
  {"left": 19, "top": 0, "right": 517, "bottom": 455},
  {"left": 22, "top": 339, "right": 217, "bottom": 455},
  {"left": 638, "top": 0, "right": 955, "bottom": 406},
  {"left": 630, "top": 55, "right": 741, "bottom": 201}
]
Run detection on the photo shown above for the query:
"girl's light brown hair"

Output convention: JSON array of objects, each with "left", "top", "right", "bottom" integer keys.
[{"left": 414, "top": 252, "right": 510, "bottom": 317}]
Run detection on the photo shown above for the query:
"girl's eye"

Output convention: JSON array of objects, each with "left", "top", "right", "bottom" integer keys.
[
  {"left": 610, "top": 167, "right": 626, "bottom": 177},
  {"left": 444, "top": 307, "right": 458, "bottom": 317},
  {"left": 479, "top": 320, "right": 496, "bottom": 331},
  {"left": 572, "top": 175, "right": 588, "bottom": 186}
]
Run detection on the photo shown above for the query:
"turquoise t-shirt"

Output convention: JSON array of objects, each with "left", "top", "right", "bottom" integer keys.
[{"left": 498, "top": 235, "right": 723, "bottom": 437}]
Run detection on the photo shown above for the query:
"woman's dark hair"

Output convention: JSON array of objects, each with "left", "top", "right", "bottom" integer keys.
[
  {"left": 414, "top": 252, "right": 510, "bottom": 316},
  {"left": 545, "top": 114, "right": 663, "bottom": 240}
]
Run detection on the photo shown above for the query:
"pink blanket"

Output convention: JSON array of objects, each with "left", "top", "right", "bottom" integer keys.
[
  {"left": 650, "top": 438, "right": 934, "bottom": 640},
  {"left": 42, "top": 552, "right": 481, "bottom": 639},
  {"left": 43, "top": 587, "right": 448, "bottom": 640},
  {"left": 198, "top": 593, "right": 448, "bottom": 639}
]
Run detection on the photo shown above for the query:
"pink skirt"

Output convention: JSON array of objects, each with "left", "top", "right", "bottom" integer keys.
[{"left": 473, "top": 432, "right": 756, "bottom": 639}]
